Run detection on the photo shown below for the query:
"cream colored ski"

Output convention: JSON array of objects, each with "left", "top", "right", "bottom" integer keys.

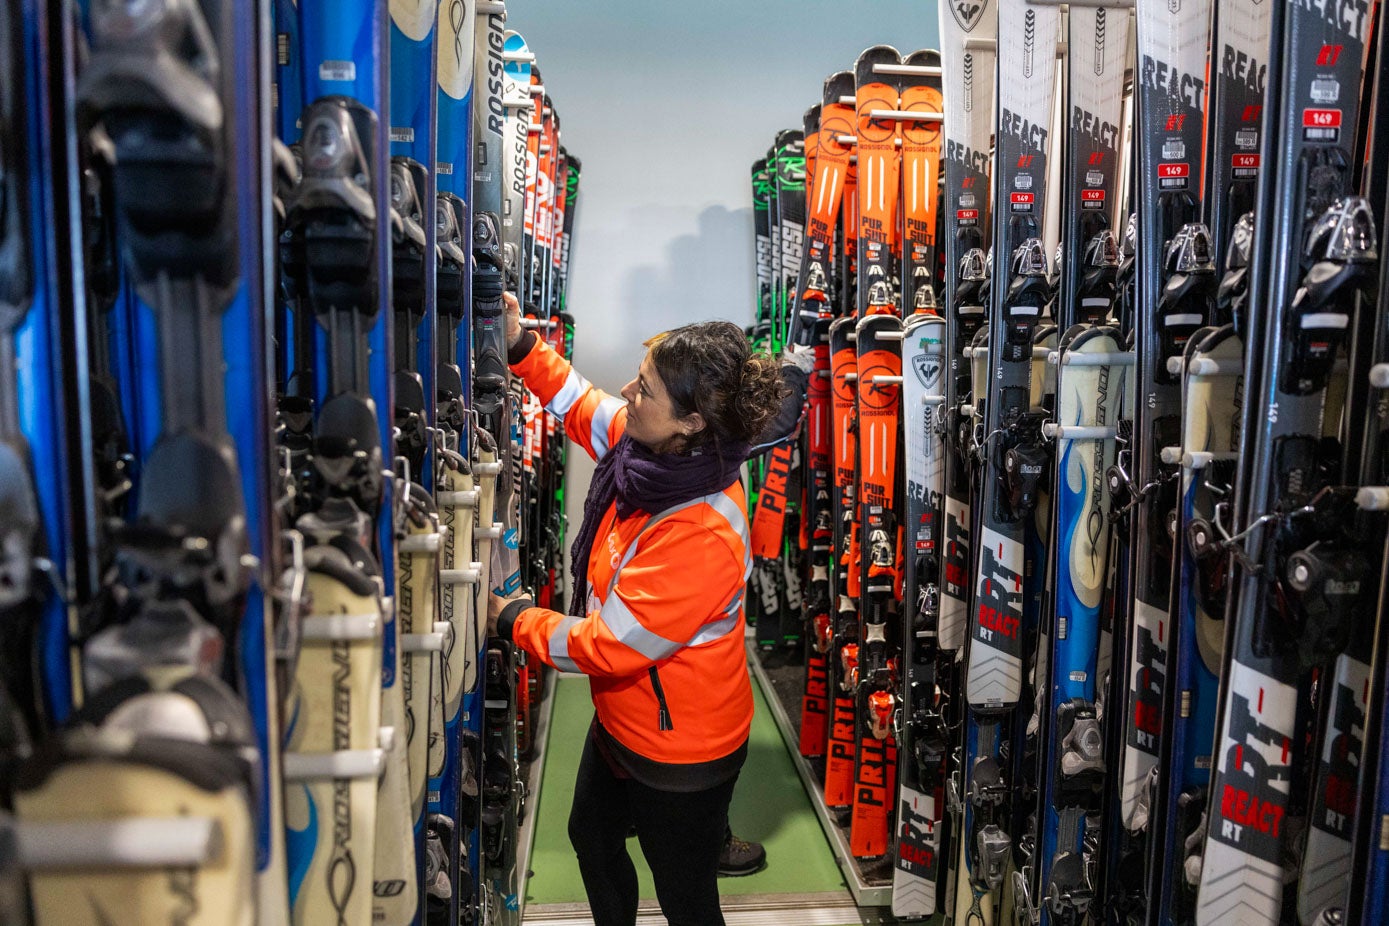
[
  {"left": 283, "top": 542, "right": 385, "bottom": 926},
  {"left": 14, "top": 674, "right": 257, "bottom": 926}
]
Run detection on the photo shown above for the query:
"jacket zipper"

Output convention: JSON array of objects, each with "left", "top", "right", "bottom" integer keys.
[{"left": 648, "top": 667, "right": 674, "bottom": 731}]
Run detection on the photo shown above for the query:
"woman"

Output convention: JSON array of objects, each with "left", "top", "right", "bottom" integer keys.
[{"left": 488, "top": 292, "right": 786, "bottom": 926}]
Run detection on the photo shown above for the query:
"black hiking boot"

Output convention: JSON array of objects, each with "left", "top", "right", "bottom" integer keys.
[{"left": 717, "top": 827, "right": 766, "bottom": 877}]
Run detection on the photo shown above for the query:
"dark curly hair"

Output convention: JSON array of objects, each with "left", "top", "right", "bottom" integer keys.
[{"left": 644, "top": 321, "right": 788, "bottom": 454}]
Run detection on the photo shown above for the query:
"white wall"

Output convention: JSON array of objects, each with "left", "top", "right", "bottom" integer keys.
[{"left": 511, "top": 1, "right": 942, "bottom": 562}]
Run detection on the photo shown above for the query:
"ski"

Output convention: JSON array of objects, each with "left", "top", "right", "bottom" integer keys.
[
  {"left": 851, "top": 306, "right": 903, "bottom": 860},
  {"left": 825, "top": 308, "right": 862, "bottom": 814},
  {"left": 794, "top": 72, "right": 855, "bottom": 760},
  {"left": 470, "top": 1, "right": 523, "bottom": 919},
  {"left": 891, "top": 45, "right": 949, "bottom": 918},
  {"left": 936, "top": 1, "right": 996, "bottom": 910},
  {"left": 1018, "top": 6, "right": 1131, "bottom": 923},
  {"left": 429, "top": 0, "right": 486, "bottom": 920},
  {"left": 895, "top": 302, "right": 949, "bottom": 915},
  {"left": 14, "top": 2, "right": 289, "bottom": 923},
  {"left": 1105, "top": 2, "right": 1216, "bottom": 919},
  {"left": 1195, "top": 0, "right": 1376, "bottom": 916},
  {"left": 752, "top": 158, "right": 774, "bottom": 351},
  {"left": 275, "top": 1, "right": 407, "bottom": 920},
  {"left": 956, "top": 0, "right": 1059, "bottom": 920},
  {"left": 388, "top": 5, "right": 446, "bottom": 920},
  {"left": 502, "top": 27, "right": 537, "bottom": 768},
  {"left": 846, "top": 43, "right": 904, "bottom": 863},
  {"left": 1348, "top": 11, "right": 1389, "bottom": 922},
  {"left": 1142, "top": 2, "right": 1272, "bottom": 914}
]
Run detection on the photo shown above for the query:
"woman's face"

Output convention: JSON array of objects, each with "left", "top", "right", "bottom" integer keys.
[{"left": 620, "top": 352, "right": 704, "bottom": 452}]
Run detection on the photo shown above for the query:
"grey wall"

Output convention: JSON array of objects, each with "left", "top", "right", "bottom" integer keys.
[{"left": 510, "top": 1, "right": 941, "bottom": 570}]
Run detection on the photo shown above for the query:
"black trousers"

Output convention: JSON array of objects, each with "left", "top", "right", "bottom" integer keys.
[{"left": 568, "top": 732, "right": 739, "bottom": 926}]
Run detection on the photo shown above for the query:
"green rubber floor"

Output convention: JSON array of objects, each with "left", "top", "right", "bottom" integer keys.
[{"left": 524, "top": 667, "right": 847, "bottom": 905}]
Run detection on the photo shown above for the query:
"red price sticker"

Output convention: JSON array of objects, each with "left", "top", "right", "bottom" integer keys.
[
  {"left": 1080, "top": 190, "right": 1106, "bottom": 202},
  {"left": 1232, "top": 154, "right": 1260, "bottom": 169},
  {"left": 1157, "top": 163, "right": 1190, "bottom": 179},
  {"left": 1303, "top": 108, "right": 1342, "bottom": 128}
]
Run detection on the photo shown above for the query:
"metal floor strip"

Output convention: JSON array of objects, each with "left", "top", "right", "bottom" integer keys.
[
  {"left": 523, "top": 890, "right": 863, "bottom": 925},
  {"left": 745, "top": 644, "right": 894, "bottom": 908},
  {"left": 516, "top": 669, "right": 559, "bottom": 921}
]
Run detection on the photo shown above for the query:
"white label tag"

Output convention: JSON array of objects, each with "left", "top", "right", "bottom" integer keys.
[{"left": 319, "top": 60, "right": 356, "bottom": 82}]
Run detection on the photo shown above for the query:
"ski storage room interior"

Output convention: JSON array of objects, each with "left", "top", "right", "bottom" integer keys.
[{"left": 4, "top": 0, "right": 1389, "bottom": 924}]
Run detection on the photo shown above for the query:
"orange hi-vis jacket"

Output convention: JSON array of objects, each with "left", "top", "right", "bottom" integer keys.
[{"left": 508, "top": 336, "right": 754, "bottom": 767}]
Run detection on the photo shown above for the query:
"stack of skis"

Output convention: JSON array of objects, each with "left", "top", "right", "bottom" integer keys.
[
  {"left": 0, "top": 1, "right": 579, "bottom": 925},
  {"left": 748, "top": 0, "right": 1389, "bottom": 923}
]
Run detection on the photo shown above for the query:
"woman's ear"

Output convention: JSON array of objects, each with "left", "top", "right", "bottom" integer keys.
[{"left": 680, "top": 410, "right": 706, "bottom": 437}]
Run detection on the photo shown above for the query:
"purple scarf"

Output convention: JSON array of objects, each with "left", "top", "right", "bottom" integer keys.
[{"left": 569, "top": 435, "right": 748, "bottom": 616}]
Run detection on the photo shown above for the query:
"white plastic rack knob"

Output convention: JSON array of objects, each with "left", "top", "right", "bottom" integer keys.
[
  {"left": 869, "top": 110, "right": 944, "bottom": 123},
  {"left": 283, "top": 741, "right": 388, "bottom": 783},
  {"left": 398, "top": 531, "right": 443, "bottom": 554},
  {"left": 1188, "top": 358, "right": 1243, "bottom": 376},
  {"left": 874, "top": 63, "right": 945, "bottom": 76},
  {"left": 440, "top": 562, "right": 485, "bottom": 586},
  {"left": 300, "top": 612, "right": 380, "bottom": 642},
  {"left": 836, "top": 135, "right": 906, "bottom": 147},
  {"left": 402, "top": 622, "right": 453, "bottom": 654},
  {"left": 17, "top": 817, "right": 221, "bottom": 869},
  {"left": 437, "top": 487, "right": 480, "bottom": 510},
  {"left": 1184, "top": 450, "right": 1240, "bottom": 467},
  {"left": 1058, "top": 351, "right": 1135, "bottom": 367},
  {"left": 1042, "top": 423, "right": 1118, "bottom": 441}
]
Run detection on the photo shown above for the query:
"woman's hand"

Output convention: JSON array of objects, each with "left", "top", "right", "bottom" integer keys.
[
  {"left": 503, "top": 291, "right": 523, "bottom": 350},
  {"left": 488, "top": 591, "right": 518, "bottom": 638}
]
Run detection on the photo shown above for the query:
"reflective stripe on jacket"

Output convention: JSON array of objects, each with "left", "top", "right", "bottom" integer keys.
[{"left": 508, "top": 336, "right": 755, "bottom": 765}]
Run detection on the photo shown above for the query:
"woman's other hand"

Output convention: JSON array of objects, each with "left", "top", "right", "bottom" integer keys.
[
  {"left": 488, "top": 591, "right": 519, "bottom": 638},
  {"left": 503, "top": 290, "right": 523, "bottom": 349}
]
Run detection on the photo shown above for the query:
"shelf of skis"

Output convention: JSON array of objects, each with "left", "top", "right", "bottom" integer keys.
[
  {"left": 0, "top": 2, "right": 578, "bottom": 925},
  {"left": 744, "top": 0, "right": 1389, "bottom": 922}
]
